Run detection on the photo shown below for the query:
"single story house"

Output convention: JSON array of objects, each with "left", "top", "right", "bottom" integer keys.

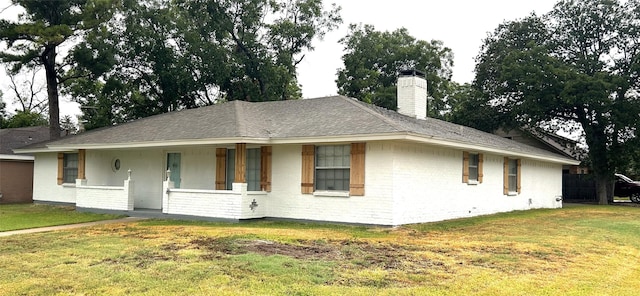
[
  {"left": 16, "top": 72, "right": 579, "bottom": 225},
  {"left": 0, "top": 126, "right": 50, "bottom": 204}
]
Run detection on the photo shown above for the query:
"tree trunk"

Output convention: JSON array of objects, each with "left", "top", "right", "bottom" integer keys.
[
  {"left": 581, "top": 120, "right": 611, "bottom": 205},
  {"left": 42, "top": 45, "right": 61, "bottom": 140},
  {"left": 595, "top": 174, "right": 610, "bottom": 205}
]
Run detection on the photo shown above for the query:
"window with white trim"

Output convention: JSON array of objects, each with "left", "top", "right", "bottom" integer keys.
[{"left": 315, "top": 145, "right": 350, "bottom": 191}]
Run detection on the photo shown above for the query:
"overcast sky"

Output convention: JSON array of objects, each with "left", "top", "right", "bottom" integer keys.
[
  {"left": 298, "top": 0, "right": 559, "bottom": 98},
  {"left": 1, "top": 0, "right": 560, "bottom": 118}
]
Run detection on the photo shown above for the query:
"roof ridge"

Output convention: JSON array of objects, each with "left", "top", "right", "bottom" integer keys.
[{"left": 340, "top": 96, "right": 405, "bottom": 132}]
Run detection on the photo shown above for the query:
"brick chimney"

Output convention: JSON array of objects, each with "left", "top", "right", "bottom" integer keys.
[{"left": 397, "top": 69, "right": 427, "bottom": 120}]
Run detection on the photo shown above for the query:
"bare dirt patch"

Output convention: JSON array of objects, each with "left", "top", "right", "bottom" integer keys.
[{"left": 186, "top": 237, "right": 448, "bottom": 273}]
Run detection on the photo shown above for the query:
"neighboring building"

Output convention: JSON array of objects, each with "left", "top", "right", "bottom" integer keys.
[
  {"left": 494, "top": 128, "right": 594, "bottom": 202},
  {"left": 494, "top": 127, "right": 587, "bottom": 173},
  {"left": 16, "top": 72, "right": 578, "bottom": 225},
  {"left": 0, "top": 126, "right": 50, "bottom": 204}
]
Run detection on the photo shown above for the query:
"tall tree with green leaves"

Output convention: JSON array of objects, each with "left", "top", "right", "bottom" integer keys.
[
  {"left": 0, "top": 0, "right": 118, "bottom": 139},
  {"left": 336, "top": 24, "right": 454, "bottom": 116},
  {"left": 66, "top": 0, "right": 203, "bottom": 125},
  {"left": 444, "top": 82, "right": 509, "bottom": 133},
  {"left": 69, "top": 0, "right": 341, "bottom": 129},
  {"left": 4, "top": 110, "right": 48, "bottom": 128},
  {"left": 473, "top": 0, "right": 640, "bottom": 204}
]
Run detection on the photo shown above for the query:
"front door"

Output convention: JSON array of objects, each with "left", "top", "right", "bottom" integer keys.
[{"left": 167, "top": 153, "right": 181, "bottom": 188}]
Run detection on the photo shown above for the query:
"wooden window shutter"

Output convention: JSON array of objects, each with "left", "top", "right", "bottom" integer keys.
[
  {"left": 57, "top": 153, "right": 64, "bottom": 185},
  {"left": 462, "top": 151, "right": 469, "bottom": 183},
  {"left": 260, "top": 146, "right": 272, "bottom": 192},
  {"left": 78, "top": 149, "right": 86, "bottom": 180},
  {"left": 301, "top": 145, "right": 315, "bottom": 194},
  {"left": 478, "top": 153, "right": 484, "bottom": 183},
  {"left": 215, "top": 148, "right": 226, "bottom": 190},
  {"left": 517, "top": 159, "right": 522, "bottom": 194},
  {"left": 503, "top": 157, "right": 509, "bottom": 195},
  {"left": 350, "top": 143, "right": 366, "bottom": 196},
  {"left": 235, "top": 143, "right": 246, "bottom": 183}
]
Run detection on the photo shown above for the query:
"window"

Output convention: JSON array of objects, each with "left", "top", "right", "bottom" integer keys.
[
  {"left": 463, "top": 152, "right": 483, "bottom": 184},
  {"left": 63, "top": 153, "right": 78, "bottom": 183},
  {"left": 246, "top": 148, "right": 261, "bottom": 191},
  {"left": 225, "top": 148, "right": 261, "bottom": 191},
  {"left": 508, "top": 159, "right": 517, "bottom": 192},
  {"left": 315, "top": 145, "right": 350, "bottom": 191},
  {"left": 503, "top": 158, "right": 521, "bottom": 195},
  {"left": 225, "top": 149, "right": 235, "bottom": 190},
  {"left": 301, "top": 143, "right": 365, "bottom": 196},
  {"left": 469, "top": 153, "right": 479, "bottom": 181}
]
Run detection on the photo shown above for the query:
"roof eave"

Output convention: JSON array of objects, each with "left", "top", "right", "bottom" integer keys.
[
  {"left": 404, "top": 134, "right": 580, "bottom": 165},
  {"left": 0, "top": 154, "right": 35, "bottom": 161},
  {"left": 20, "top": 132, "right": 580, "bottom": 165},
  {"left": 32, "top": 137, "right": 272, "bottom": 151}
]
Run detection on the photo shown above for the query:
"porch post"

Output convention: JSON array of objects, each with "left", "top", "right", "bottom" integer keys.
[
  {"left": 124, "top": 169, "right": 134, "bottom": 211},
  {"left": 78, "top": 149, "right": 86, "bottom": 180},
  {"left": 234, "top": 143, "right": 246, "bottom": 183}
]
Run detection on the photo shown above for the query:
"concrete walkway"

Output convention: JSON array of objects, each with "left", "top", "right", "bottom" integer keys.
[{"left": 0, "top": 217, "right": 147, "bottom": 237}]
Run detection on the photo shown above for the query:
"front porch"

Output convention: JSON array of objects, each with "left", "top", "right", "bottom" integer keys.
[
  {"left": 68, "top": 142, "right": 272, "bottom": 220},
  {"left": 74, "top": 168, "right": 268, "bottom": 221},
  {"left": 162, "top": 171, "right": 268, "bottom": 220}
]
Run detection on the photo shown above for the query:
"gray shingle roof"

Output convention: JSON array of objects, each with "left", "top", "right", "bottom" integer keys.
[
  {"left": 18, "top": 96, "right": 577, "bottom": 163},
  {"left": 0, "top": 126, "right": 50, "bottom": 155}
]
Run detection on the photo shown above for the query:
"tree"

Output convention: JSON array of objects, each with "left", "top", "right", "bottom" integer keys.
[
  {"left": 60, "top": 114, "right": 77, "bottom": 134},
  {"left": 4, "top": 110, "right": 48, "bottom": 128},
  {"left": 0, "top": 90, "right": 7, "bottom": 128},
  {"left": 185, "top": 0, "right": 341, "bottom": 102},
  {"left": 444, "top": 82, "right": 510, "bottom": 133},
  {"left": 336, "top": 24, "right": 454, "bottom": 115},
  {"left": 473, "top": 0, "right": 640, "bottom": 204},
  {"left": 66, "top": 0, "right": 205, "bottom": 125},
  {"left": 0, "top": 0, "right": 118, "bottom": 139},
  {"left": 69, "top": 0, "right": 341, "bottom": 129},
  {"left": 4, "top": 65, "right": 47, "bottom": 115}
]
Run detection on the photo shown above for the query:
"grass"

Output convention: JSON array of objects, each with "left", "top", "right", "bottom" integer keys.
[
  {"left": 0, "top": 204, "right": 123, "bottom": 231},
  {"left": 2, "top": 204, "right": 640, "bottom": 295}
]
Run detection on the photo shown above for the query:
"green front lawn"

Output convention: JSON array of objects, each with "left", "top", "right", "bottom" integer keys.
[
  {"left": 0, "top": 204, "right": 123, "bottom": 231},
  {"left": 1, "top": 204, "right": 640, "bottom": 295}
]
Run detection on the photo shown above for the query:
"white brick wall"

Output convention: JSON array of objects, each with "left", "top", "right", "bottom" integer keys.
[
  {"left": 267, "top": 143, "right": 396, "bottom": 225},
  {"left": 162, "top": 182, "right": 268, "bottom": 219},
  {"left": 31, "top": 140, "right": 565, "bottom": 225},
  {"left": 76, "top": 179, "right": 134, "bottom": 211},
  {"left": 391, "top": 142, "right": 563, "bottom": 225},
  {"left": 86, "top": 149, "right": 164, "bottom": 209},
  {"left": 32, "top": 153, "right": 76, "bottom": 204},
  {"left": 397, "top": 75, "right": 427, "bottom": 120},
  {"left": 164, "top": 189, "right": 242, "bottom": 219}
]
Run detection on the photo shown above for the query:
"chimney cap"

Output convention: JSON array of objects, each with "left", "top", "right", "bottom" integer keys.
[{"left": 399, "top": 68, "right": 426, "bottom": 78}]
